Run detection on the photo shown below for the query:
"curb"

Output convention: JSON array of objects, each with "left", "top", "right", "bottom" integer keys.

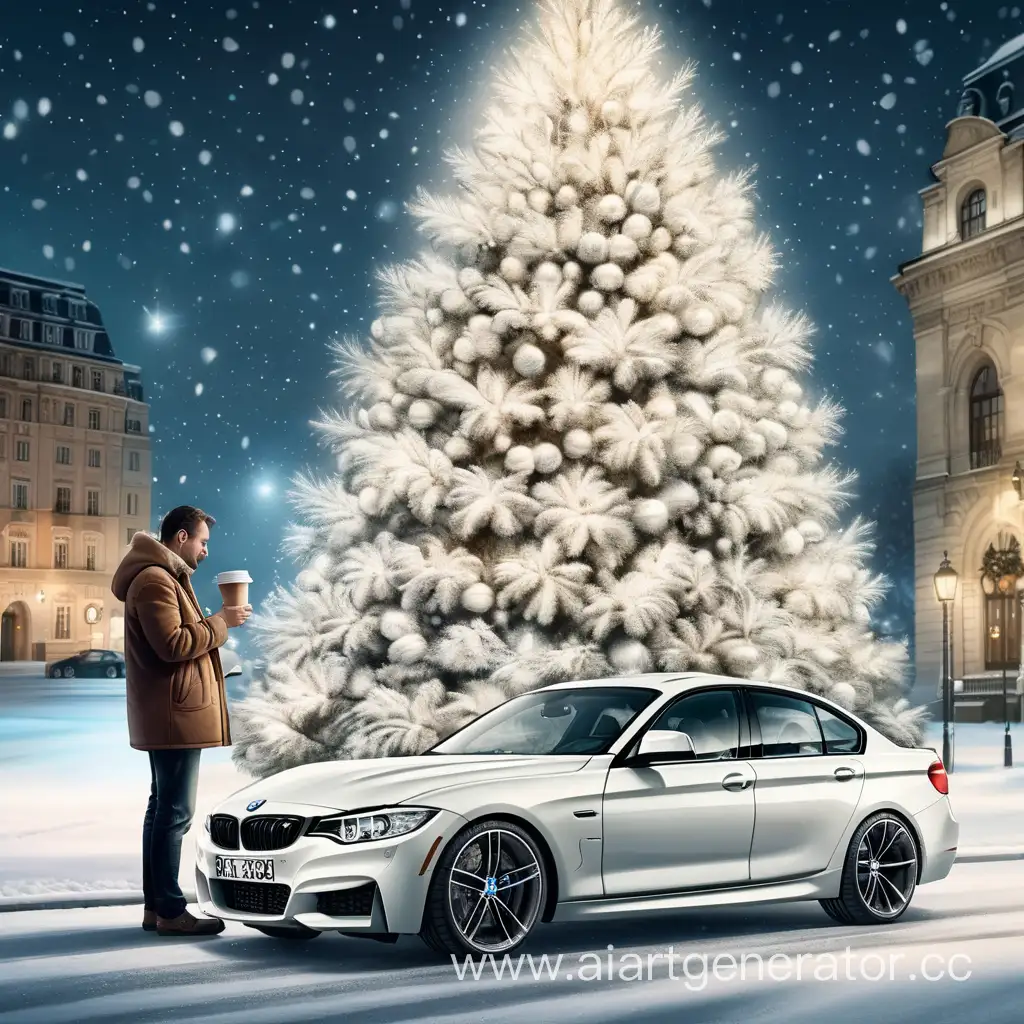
[
  {"left": 2, "top": 849, "right": 1023, "bottom": 914},
  {"left": 0, "top": 890, "right": 196, "bottom": 913}
]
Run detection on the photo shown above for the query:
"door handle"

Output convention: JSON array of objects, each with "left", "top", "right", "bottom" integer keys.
[
  {"left": 722, "top": 773, "right": 752, "bottom": 791},
  {"left": 834, "top": 767, "right": 857, "bottom": 781}
]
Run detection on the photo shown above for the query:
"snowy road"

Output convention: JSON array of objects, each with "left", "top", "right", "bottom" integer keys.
[{"left": 0, "top": 860, "right": 1021, "bottom": 1023}]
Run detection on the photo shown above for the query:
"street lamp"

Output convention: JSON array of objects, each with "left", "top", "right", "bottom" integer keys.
[
  {"left": 1013, "top": 460, "right": 1023, "bottom": 500},
  {"left": 934, "top": 552, "right": 959, "bottom": 772}
]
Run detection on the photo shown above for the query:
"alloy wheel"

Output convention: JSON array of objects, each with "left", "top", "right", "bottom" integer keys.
[
  {"left": 854, "top": 818, "right": 917, "bottom": 919},
  {"left": 446, "top": 828, "right": 543, "bottom": 954}
]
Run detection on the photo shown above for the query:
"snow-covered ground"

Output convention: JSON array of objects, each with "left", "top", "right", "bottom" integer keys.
[
  {"left": 0, "top": 860, "right": 1021, "bottom": 1023},
  {"left": 0, "top": 669, "right": 1022, "bottom": 902}
]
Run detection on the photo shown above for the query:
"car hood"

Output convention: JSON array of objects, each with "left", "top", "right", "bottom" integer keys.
[{"left": 221, "top": 754, "right": 594, "bottom": 814}]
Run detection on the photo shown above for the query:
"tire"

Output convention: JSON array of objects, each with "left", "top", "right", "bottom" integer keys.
[
  {"left": 246, "top": 923, "right": 321, "bottom": 940},
  {"left": 50, "top": 667, "right": 63, "bottom": 678},
  {"left": 420, "top": 819, "right": 547, "bottom": 957},
  {"left": 833, "top": 812, "right": 919, "bottom": 925},
  {"left": 819, "top": 898, "right": 853, "bottom": 924},
  {"left": 105, "top": 666, "right": 118, "bottom": 678},
  {"left": 63, "top": 667, "right": 75, "bottom": 678}
]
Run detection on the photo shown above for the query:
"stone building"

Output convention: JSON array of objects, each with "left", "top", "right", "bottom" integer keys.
[
  {"left": 893, "top": 36, "right": 1024, "bottom": 721},
  {"left": 0, "top": 267, "right": 151, "bottom": 661}
]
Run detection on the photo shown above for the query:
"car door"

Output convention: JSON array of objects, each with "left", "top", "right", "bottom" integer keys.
[
  {"left": 601, "top": 687, "right": 756, "bottom": 895},
  {"left": 743, "top": 688, "right": 866, "bottom": 883}
]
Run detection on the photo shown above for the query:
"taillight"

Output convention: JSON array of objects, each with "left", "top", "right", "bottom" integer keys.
[{"left": 928, "top": 760, "right": 948, "bottom": 794}]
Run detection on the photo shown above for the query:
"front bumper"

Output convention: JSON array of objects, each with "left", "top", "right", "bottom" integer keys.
[{"left": 195, "top": 804, "right": 469, "bottom": 935}]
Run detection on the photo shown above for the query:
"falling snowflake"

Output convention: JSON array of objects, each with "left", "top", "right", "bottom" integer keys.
[
  {"left": 241, "top": 436, "right": 250, "bottom": 450},
  {"left": 223, "top": 37, "right": 239, "bottom": 52},
  {"left": 38, "top": 98, "right": 52, "bottom": 116},
  {"left": 169, "top": 120, "right": 184, "bottom": 136},
  {"left": 856, "top": 139, "right": 871, "bottom": 155},
  {"left": 199, "top": 150, "right": 212, "bottom": 165},
  {"left": 767, "top": 81, "right": 781, "bottom": 98},
  {"left": 282, "top": 52, "right": 295, "bottom": 69},
  {"left": 343, "top": 136, "right": 356, "bottom": 153},
  {"left": 63, "top": 32, "right": 76, "bottom": 46},
  {"left": 290, "top": 89, "right": 304, "bottom": 105},
  {"left": 144, "top": 91, "right": 162, "bottom": 108},
  {"left": 896, "top": 19, "right": 907, "bottom": 34},
  {"left": 133, "top": 37, "right": 145, "bottom": 52},
  {"left": 179, "top": 475, "right": 187, "bottom": 484},
  {"left": 43, "top": 245, "right": 54, "bottom": 259},
  {"left": 201, "top": 347, "right": 218, "bottom": 364},
  {"left": 195, "top": 382, "right": 204, "bottom": 396},
  {"left": 880, "top": 93, "right": 896, "bottom": 110}
]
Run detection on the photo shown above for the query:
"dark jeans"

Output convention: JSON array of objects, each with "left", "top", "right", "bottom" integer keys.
[{"left": 142, "top": 749, "right": 202, "bottom": 919}]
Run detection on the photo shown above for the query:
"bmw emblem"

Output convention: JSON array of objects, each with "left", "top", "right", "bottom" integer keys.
[{"left": 246, "top": 799, "right": 266, "bottom": 812}]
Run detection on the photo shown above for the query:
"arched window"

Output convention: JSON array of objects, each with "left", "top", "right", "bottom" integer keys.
[
  {"left": 970, "top": 361, "right": 1003, "bottom": 469},
  {"left": 961, "top": 188, "right": 987, "bottom": 239},
  {"left": 998, "top": 81, "right": 1015, "bottom": 118}
]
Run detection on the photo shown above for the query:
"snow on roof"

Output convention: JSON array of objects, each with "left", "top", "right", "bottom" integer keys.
[{"left": 966, "top": 33, "right": 1024, "bottom": 80}]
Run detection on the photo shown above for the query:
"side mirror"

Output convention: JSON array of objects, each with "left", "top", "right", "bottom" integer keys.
[{"left": 632, "top": 729, "right": 695, "bottom": 764}]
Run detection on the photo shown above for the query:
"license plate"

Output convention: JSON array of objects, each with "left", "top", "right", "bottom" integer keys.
[{"left": 214, "top": 856, "right": 275, "bottom": 881}]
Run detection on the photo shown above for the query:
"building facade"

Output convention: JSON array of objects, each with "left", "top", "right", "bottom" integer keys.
[
  {"left": 893, "top": 36, "right": 1024, "bottom": 721},
  {"left": 0, "top": 267, "right": 151, "bottom": 661}
]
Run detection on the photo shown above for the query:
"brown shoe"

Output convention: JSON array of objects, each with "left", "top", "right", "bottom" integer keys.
[
  {"left": 142, "top": 910, "right": 157, "bottom": 931},
  {"left": 155, "top": 910, "right": 225, "bottom": 936}
]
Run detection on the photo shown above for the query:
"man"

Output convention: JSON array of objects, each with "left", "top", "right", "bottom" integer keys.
[{"left": 111, "top": 505, "right": 251, "bottom": 936}]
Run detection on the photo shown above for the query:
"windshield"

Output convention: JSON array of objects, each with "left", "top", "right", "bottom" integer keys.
[{"left": 429, "top": 687, "right": 660, "bottom": 756}]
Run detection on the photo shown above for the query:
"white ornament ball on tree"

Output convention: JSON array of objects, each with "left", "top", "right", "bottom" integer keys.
[
  {"left": 708, "top": 445, "right": 742, "bottom": 475},
  {"left": 591, "top": 263, "right": 625, "bottom": 292},
  {"left": 358, "top": 486, "right": 381, "bottom": 516},
  {"left": 681, "top": 302, "right": 717, "bottom": 337},
  {"left": 601, "top": 99, "right": 625, "bottom": 125},
  {"left": 445, "top": 435, "right": 473, "bottom": 462},
  {"left": 426, "top": 307, "right": 444, "bottom": 327},
  {"left": 761, "top": 367, "right": 788, "bottom": 396},
  {"left": 380, "top": 609, "right": 418, "bottom": 641},
  {"left": 596, "top": 194, "right": 627, "bottom": 223},
  {"left": 493, "top": 433, "right": 512, "bottom": 453},
  {"left": 711, "top": 409, "right": 742, "bottom": 443},
  {"left": 528, "top": 188, "right": 552, "bottom": 214},
  {"left": 578, "top": 290, "right": 605, "bottom": 315},
  {"left": 634, "top": 499, "right": 669, "bottom": 535},
  {"left": 500, "top": 256, "right": 526, "bottom": 284},
  {"left": 797, "top": 519, "right": 826, "bottom": 544},
  {"left": 504, "top": 445, "right": 535, "bottom": 475},
  {"left": 532, "top": 442, "right": 563, "bottom": 474},
  {"left": 368, "top": 402, "right": 398, "bottom": 431},
  {"left": 370, "top": 318, "right": 385, "bottom": 341},
  {"left": 577, "top": 232, "right": 609, "bottom": 264},
  {"left": 389, "top": 634, "right": 429, "bottom": 665},
  {"left": 346, "top": 667, "right": 375, "bottom": 699},
  {"left": 608, "top": 638, "right": 652, "bottom": 674},
  {"left": 608, "top": 234, "right": 639, "bottom": 264},
  {"left": 660, "top": 480, "right": 700, "bottom": 514},
  {"left": 778, "top": 527, "right": 805, "bottom": 557},
  {"left": 564, "top": 428, "right": 593, "bottom": 458},
  {"left": 630, "top": 182, "right": 661, "bottom": 216},
  {"left": 562, "top": 261, "right": 582, "bottom": 284},
  {"left": 461, "top": 582, "right": 495, "bottom": 614},
  {"left": 512, "top": 343, "right": 546, "bottom": 378},
  {"left": 555, "top": 184, "right": 578, "bottom": 210},
  {"left": 408, "top": 400, "right": 438, "bottom": 429},
  {"left": 622, "top": 213, "right": 652, "bottom": 240},
  {"left": 649, "top": 226, "right": 672, "bottom": 251},
  {"left": 452, "top": 336, "right": 476, "bottom": 363},
  {"left": 507, "top": 191, "right": 527, "bottom": 214},
  {"left": 391, "top": 392, "right": 411, "bottom": 411}
]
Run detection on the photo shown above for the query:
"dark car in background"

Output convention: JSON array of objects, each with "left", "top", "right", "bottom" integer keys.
[
  {"left": 47, "top": 647, "right": 243, "bottom": 680},
  {"left": 48, "top": 649, "right": 125, "bottom": 678}
]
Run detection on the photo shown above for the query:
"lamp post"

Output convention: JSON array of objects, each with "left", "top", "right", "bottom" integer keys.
[
  {"left": 934, "top": 552, "right": 959, "bottom": 771},
  {"left": 990, "top": 623, "right": 1012, "bottom": 767}
]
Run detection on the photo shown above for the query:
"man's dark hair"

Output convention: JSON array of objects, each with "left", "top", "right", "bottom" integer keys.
[{"left": 160, "top": 505, "right": 216, "bottom": 543}]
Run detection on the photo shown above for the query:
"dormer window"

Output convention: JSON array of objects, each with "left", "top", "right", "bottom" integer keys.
[
  {"left": 961, "top": 188, "right": 987, "bottom": 239},
  {"left": 42, "top": 294, "right": 59, "bottom": 315},
  {"left": 998, "top": 81, "right": 1015, "bottom": 117},
  {"left": 957, "top": 88, "right": 983, "bottom": 117}
]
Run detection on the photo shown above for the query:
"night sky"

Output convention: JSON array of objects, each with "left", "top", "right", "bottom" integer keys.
[{"left": 1, "top": 0, "right": 1017, "bottom": 659}]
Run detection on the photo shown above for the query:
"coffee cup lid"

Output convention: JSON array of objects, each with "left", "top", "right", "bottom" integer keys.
[{"left": 217, "top": 571, "right": 252, "bottom": 584}]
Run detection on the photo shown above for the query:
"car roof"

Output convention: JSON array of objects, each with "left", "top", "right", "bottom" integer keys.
[{"left": 537, "top": 672, "right": 857, "bottom": 711}]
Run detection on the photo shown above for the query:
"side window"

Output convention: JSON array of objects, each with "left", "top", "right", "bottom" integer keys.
[
  {"left": 815, "top": 705, "right": 861, "bottom": 754},
  {"left": 749, "top": 691, "right": 823, "bottom": 757},
  {"left": 649, "top": 689, "right": 740, "bottom": 760}
]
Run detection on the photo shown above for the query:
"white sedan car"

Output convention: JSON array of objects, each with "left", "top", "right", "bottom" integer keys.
[{"left": 196, "top": 673, "right": 958, "bottom": 956}]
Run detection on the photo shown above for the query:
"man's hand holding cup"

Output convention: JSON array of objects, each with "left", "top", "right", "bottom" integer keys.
[
  {"left": 215, "top": 571, "right": 253, "bottom": 629},
  {"left": 220, "top": 604, "right": 252, "bottom": 627}
]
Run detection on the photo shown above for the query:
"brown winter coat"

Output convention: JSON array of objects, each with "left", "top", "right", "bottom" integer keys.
[{"left": 111, "top": 532, "right": 231, "bottom": 750}]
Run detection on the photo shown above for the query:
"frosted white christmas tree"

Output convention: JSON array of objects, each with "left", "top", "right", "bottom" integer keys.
[{"left": 231, "top": 0, "right": 927, "bottom": 778}]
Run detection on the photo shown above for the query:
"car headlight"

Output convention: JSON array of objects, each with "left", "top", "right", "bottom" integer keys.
[
  {"left": 204, "top": 814, "right": 211, "bottom": 834},
  {"left": 307, "top": 807, "right": 438, "bottom": 844}
]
